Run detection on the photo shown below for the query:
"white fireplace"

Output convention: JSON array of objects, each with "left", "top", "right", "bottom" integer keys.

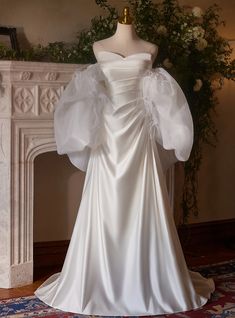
[
  {"left": 0, "top": 60, "right": 174, "bottom": 288},
  {"left": 0, "top": 61, "right": 81, "bottom": 288}
]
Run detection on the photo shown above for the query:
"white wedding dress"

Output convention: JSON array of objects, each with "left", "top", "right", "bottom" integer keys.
[{"left": 34, "top": 51, "right": 215, "bottom": 316}]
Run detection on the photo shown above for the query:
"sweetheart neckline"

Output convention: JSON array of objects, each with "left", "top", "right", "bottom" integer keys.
[{"left": 97, "top": 50, "right": 152, "bottom": 60}]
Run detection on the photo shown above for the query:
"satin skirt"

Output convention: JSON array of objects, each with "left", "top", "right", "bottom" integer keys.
[{"left": 35, "top": 99, "right": 215, "bottom": 316}]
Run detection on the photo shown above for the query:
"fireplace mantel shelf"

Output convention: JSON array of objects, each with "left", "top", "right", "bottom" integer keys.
[{"left": 0, "top": 60, "right": 174, "bottom": 288}]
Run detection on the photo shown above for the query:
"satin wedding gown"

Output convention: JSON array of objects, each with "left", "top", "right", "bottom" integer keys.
[{"left": 34, "top": 51, "right": 215, "bottom": 316}]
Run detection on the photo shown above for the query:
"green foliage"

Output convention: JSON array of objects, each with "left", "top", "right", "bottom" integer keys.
[{"left": 1, "top": 0, "right": 234, "bottom": 222}]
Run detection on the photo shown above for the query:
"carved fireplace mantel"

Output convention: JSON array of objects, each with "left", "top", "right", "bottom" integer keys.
[
  {"left": 0, "top": 60, "right": 83, "bottom": 288},
  {"left": 0, "top": 60, "right": 174, "bottom": 288}
]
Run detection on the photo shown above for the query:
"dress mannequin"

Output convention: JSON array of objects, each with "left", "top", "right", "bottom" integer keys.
[{"left": 93, "top": 6, "right": 158, "bottom": 62}]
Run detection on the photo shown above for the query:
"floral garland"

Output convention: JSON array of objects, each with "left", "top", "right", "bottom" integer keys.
[{"left": 1, "top": 0, "right": 234, "bottom": 222}]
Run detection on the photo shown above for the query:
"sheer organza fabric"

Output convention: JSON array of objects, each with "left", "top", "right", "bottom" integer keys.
[{"left": 54, "top": 61, "right": 193, "bottom": 173}]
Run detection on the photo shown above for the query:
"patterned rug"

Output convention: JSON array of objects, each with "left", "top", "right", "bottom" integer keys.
[{"left": 1, "top": 259, "right": 235, "bottom": 318}]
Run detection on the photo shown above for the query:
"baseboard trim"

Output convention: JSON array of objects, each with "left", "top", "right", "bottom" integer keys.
[
  {"left": 178, "top": 218, "right": 235, "bottom": 249},
  {"left": 34, "top": 240, "right": 69, "bottom": 268},
  {"left": 33, "top": 218, "right": 235, "bottom": 268}
]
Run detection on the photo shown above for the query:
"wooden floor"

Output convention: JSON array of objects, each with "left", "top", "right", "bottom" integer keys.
[{"left": 0, "top": 241, "right": 234, "bottom": 301}]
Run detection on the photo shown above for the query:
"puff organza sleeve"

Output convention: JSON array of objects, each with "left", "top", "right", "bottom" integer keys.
[
  {"left": 54, "top": 64, "right": 108, "bottom": 171},
  {"left": 142, "top": 67, "right": 194, "bottom": 171}
]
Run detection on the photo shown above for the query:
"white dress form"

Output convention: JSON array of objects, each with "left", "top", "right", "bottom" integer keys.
[{"left": 93, "top": 21, "right": 158, "bottom": 62}]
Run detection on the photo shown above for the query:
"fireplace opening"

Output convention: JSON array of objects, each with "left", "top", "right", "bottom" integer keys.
[{"left": 33, "top": 151, "right": 85, "bottom": 278}]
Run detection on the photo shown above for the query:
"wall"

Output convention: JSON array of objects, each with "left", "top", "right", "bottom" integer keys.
[
  {"left": 0, "top": 0, "right": 127, "bottom": 48},
  {"left": 0, "top": 0, "right": 234, "bottom": 240},
  {"left": 0, "top": 0, "right": 103, "bottom": 47},
  {"left": 189, "top": 79, "right": 235, "bottom": 223}
]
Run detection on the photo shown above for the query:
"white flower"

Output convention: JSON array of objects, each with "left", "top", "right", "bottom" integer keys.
[
  {"left": 192, "top": 26, "right": 205, "bottom": 39},
  {"left": 195, "top": 38, "right": 208, "bottom": 51},
  {"left": 192, "top": 6, "right": 203, "bottom": 18},
  {"left": 193, "top": 79, "right": 203, "bottom": 91},
  {"left": 156, "top": 25, "right": 167, "bottom": 35},
  {"left": 163, "top": 58, "right": 173, "bottom": 69}
]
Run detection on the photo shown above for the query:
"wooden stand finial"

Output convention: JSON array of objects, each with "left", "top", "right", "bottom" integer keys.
[{"left": 118, "top": 6, "right": 133, "bottom": 25}]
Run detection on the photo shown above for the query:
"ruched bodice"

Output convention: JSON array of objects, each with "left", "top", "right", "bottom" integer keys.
[
  {"left": 35, "top": 52, "right": 215, "bottom": 316},
  {"left": 98, "top": 52, "right": 152, "bottom": 109},
  {"left": 96, "top": 52, "right": 154, "bottom": 166}
]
